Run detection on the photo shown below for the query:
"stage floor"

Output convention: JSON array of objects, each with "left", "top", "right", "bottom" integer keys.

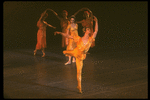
[{"left": 3, "top": 49, "right": 148, "bottom": 99}]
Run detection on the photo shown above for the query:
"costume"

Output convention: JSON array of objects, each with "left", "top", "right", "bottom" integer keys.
[
  {"left": 66, "top": 23, "right": 79, "bottom": 53},
  {"left": 63, "top": 36, "right": 95, "bottom": 60},
  {"left": 81, "top": 18, "right": 95, "bottom": 47},
  {"left": 35, "top": 20, "right": 47, "bottom": 50},
  {"left": 63, "top": 36, "right": 95, "bottom": 92}
]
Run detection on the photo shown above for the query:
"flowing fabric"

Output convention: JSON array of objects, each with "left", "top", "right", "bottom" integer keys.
[{"left": 35, "top": 20, "right": 47, "bottom": 50}]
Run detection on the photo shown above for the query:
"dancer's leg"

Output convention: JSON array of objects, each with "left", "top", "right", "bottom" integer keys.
[
  {"left": 34, "top": 48, "right": 37, "bottom": 56},
  {"left": 72, "top": 57, "right": 76, "bottom": 63},
  {"left": 42, "top": 48, "right": 45, "bottom": 57},
  {"left": 76, "top": 58, "right": 83, "bottom": 93},
  {"left": 65, "top": 56, "right": 71, "bottom": 65}
]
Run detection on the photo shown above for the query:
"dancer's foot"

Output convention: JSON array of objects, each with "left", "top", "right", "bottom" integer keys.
[
  {"left": 77, "top": 86, "right": 82, "bottom": 93},
  {"left": 65, "top": 61, "right": 71, "bottom": 65},
  {"left": 34, "top": 50, "right": 37, "bottom": 56},
  {"left": 42, "top": 52, "right": 45, "bottom": 57},
  {"left": 72, "top": 57, "right": 76, "bottom": 63}
]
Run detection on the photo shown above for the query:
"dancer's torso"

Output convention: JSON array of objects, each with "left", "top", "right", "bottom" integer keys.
[
  {"left": 37, "top": 21, "right": 47, "bottom": 31},
  {"left": 60, "top": 18, "right": 70, "bottom": 31},
  {"left": 67, "top": 24, "right": 78, "bottom": 36},
  {"left": 76, "top": 36, "right": 95, "bottom": 53},
  {"left": 82, "top": 18, "right": 92, "bottom": 28}
]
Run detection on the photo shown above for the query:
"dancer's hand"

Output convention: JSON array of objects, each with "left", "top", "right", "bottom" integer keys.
[
  {"left": 41, "top": 11, "right": 46, "bottom": 17},
  {"left": 54, "top": 31, "right": 57, "bottom": 35},
  {"left": 54, "top": 31, "right": 60, "bottom": 35},
  {"left": 93, "top": 16, "right": 98, "bottom": 21}
]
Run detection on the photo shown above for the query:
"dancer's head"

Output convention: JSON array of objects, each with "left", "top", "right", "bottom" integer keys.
[
  {"left": 70, "top": 15, "right": 76, "bottom": 24},
  {"left": 83, "top": 11, "right": 90, "bottom": 18},
  {"left": 83, "top": 27, "right": 91, "bottom": 36},
  {"left": 62, "top": 10, "right": 68, "bottom": 17}
]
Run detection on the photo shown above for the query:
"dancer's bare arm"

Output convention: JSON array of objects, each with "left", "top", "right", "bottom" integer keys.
[
  {"left": 73, "top": 7, "right": 92, "bottom": 16},
  {"left": 54, "top": 31, "right": 73, "bottom": 39},
  {"left": 92, "top": 16, "right": 98, "bottom": 39},
  {"left": 74, "top": 7, "right": 93, "bottom": 24},
  {"left": 46, "top": 9, "right": 61, "bottom": 20},
  {"left": 43, "top": 21, "right": 56, "bottom": 29}
]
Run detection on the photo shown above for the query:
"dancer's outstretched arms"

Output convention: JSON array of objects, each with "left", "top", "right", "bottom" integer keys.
[
  {"left": 73, "top": 7, "right": 92, "bottom": 16},
  {"left": 92, "top": 16, "right": 98, "bottom": 39},
  {"left": 43, "top": 21, "right": 56, "bottom": 29},
  {"left": 73, "top": 8, "right": 83, "bottom": 17},
  {"left": 46, "top": 9, "right": 61, "bottom": 20},
  {"left": 54, "top": 31, "right": 73, "bottom": 39},
  {"left": 73, "top": 7, "right": 93, "bottom": 24},
  {"left": 73, "top": 8, "right": 84, "bottom": 23}
]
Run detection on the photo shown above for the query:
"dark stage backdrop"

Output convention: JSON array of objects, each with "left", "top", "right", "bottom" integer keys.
[{"left": 3, "top": 1, "right": 148, "bottom": 54}]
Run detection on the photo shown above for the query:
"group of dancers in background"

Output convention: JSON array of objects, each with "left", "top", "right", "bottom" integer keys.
[{"left": 33, "top": 8, "right": 98, "bottom": 93}]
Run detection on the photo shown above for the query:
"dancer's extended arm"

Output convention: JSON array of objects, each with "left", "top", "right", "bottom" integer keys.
[
  {"left": 46, "top": 9, "right": 61, "bottom": 20},
  {"left": 43, "top": 21, "right": 56, "bottom": 29},
  {"left": 73, "top": 7, "right": 92, "bottom": 16},
  {"left": 73, "top": 7, "right": 93, "bottom": 24},
  {"left": 92, "top": 16, "right": 98, "bottom": 39},
  {"left": 54, "top": 31, "right": 73, "bottom": 39}
]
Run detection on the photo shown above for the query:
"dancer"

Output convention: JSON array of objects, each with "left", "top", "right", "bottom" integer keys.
[
  {"left": 46, "top": 9, "right": 70, "bottom": 48},
  {"left": 34, "top": 11, "right": 56, "bottom": 57},
  {"left": 46, "top": 9, "right": 81, "bottom": 65},
  {"left": 74, "top": 8, "right": 95, "bottom": 47},
  {"left": 64, "top": 15, "right": 79, "bottom": 65},
  {"left": 54, "top": 16, "right": 98, "bottom": 93}
]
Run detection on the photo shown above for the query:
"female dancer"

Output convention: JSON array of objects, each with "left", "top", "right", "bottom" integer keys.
[
  {"left": 34, "top": 11, "right": 56, "bottom": 57},
  {"left": 64, "top": 15, "right": 79, "bottom": 65},
  {"left": 54, "top": 16, "right": 98, "bottom": 93},
  {"left": 74, "top": 8, "right": 95, "bottom": 47},
  {"left": 45, "top": 9, "right": 79, "bottom": 64},
  {"left": 46, "top": 9, "right": 70, "bottom": 48}
]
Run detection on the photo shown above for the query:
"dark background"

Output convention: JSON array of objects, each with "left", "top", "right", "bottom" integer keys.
[{"left": 3, "top": 1, "right": 148, "bottom": 55}]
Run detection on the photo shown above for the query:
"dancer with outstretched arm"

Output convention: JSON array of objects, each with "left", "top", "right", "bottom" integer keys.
[
  {"left": 34, "top": 11, "right": 56, "bottom": 57},
  {"left": 54, "top": 16, "right": 98, "bottom": 93},
  {"left": 46, "top": 9, "right": 70, "bottom": 48}
]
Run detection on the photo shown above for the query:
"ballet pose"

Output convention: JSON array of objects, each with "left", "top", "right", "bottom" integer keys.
[
  {"left": 54, "top": 16, "right": 98, "bottom": 93},
  {"left": 74, "top": 8, "right": 95, "bottom": 47},
  {"left": 34, "top": 11, "right": 56, "bottom": 57},
  {"left": 65, "top": 15, "right": 79, "bottom": 65}
]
